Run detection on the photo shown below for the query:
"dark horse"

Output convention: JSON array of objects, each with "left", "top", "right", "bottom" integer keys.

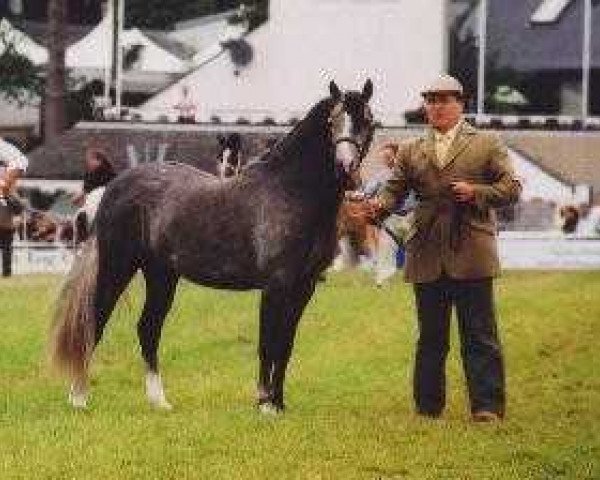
[{"left": 50, "top": 80, "right": 374, "bottom": 413}]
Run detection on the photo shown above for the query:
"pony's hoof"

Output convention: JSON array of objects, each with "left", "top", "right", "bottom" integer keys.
[
  {"left": 258, "top": 402, "right": 283, "bottom": 416},
  {"left": 68, "top": 392, "right": 88, "bottom": 409},
  {"left": 149, "top": 398, "right": 173, "bottom": 410}
]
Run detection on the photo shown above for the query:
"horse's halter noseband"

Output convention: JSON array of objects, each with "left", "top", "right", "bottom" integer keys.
[{"left": 328, "top": 100, "right": 373, "bottom": 172}]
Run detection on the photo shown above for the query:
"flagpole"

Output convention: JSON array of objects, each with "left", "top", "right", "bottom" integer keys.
[
  {"left": 115, "top": 0, "right": 125, "bottom": 118},
  {"left": 477, "top": 0, "right": 487, "bottom": 115},
  {"left": 582, "top": 0, "right": 591, "bottom": 123},
  {"left": 102, "top": 0, "right": 113, "bottom": 108},
  {"left": 477, "top": 0, "right": 487, "bottom": 116}
]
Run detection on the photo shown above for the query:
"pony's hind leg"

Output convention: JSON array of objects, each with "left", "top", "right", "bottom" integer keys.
[{"left": 138, "top": 262, "right": 178, "bottom": 409}]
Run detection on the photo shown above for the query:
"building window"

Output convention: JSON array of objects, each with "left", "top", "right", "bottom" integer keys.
[{"left": 530, "top": 0, "right": 572, "bottom": 25}]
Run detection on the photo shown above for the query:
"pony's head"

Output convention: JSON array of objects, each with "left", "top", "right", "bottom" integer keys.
[
  {"left": 217, "top": 133, "right": 243, "bottom": 178},
  {"left": 328, "top": 79, "right": 374, "bottom": 174}
]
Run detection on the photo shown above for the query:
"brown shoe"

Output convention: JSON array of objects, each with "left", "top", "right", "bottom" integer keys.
[{"left": 471, "top": 411, "right": 502, "bottom": 423}]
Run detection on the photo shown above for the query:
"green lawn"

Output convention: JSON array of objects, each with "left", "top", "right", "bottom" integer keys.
[{"left": 0, "top": 271, "right": 599, "bottom": 479}]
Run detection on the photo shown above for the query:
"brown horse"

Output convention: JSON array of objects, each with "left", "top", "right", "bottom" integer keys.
[{"left": 336, "top": 198, "right": 379, "bottom": 266}]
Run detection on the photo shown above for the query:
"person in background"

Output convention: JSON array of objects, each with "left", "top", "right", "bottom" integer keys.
[
  {"left": 174, "top": 85, "right": 197, "bottom": 124},
  {"left": 0, "top": 137, "right": 29, "bottom": 276},
  {"left": 559, "top": 205, "right": 580, "bottom": 234},
  {"left": 73, "top": 145, "right": 116, "bottom": 243},
  {"left": 368, "top": 74, "right": 521, "bottom": 422}
]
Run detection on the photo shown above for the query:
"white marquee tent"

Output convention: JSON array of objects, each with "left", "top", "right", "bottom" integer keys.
[
  {"left": 66, "top": 16, "right": 189, "bottom": 74},
  {"left": 0, "top": 18, "right": 48, "bottom": 65},
  {"left": 509, "top": 148, "right": 589, "bottom": 205},
  {"left": 141, "top": 0, "right": 446, "bottom": 125}
]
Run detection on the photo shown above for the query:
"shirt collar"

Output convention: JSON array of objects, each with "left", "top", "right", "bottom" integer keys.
[{"left": 433, "top": 119, "right": 463, "bottom": 143}]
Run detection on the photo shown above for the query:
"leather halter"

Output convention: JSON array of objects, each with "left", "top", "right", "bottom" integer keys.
[{"left": 328, "top": 100, "right": 372, "bottom": 170}]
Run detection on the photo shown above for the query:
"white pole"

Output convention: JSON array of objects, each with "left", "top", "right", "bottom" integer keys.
[
  {"left": 582, "top": 0, "right": 591, "bottom": 122},
  {"left": 477, "top": 0, "right": 487, "bottom": 116},
  {"left": 102, "top": 0, "right": 113, "bottom": 107},
  {"left": 115, "top": 0, "right": 125, "bottom": 118}
]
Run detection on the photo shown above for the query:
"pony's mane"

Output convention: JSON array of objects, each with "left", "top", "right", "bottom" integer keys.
[{"left": 248, "top": 98, "right": 335, "bottom": 169}]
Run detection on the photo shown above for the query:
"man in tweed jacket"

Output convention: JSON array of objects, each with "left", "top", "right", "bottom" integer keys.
[{"left": 372, "top": 74, "right": 521, "bottom": 421}]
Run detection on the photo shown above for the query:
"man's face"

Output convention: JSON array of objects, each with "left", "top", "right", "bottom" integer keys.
[
  {"left": 379, "top": 146, "right": 396, "bottom": 169},
  {"left": 423, "top": 92, "right": 464, "bottom": 133},
  {"left": 86, "top": 154, "right": 101, "bottom": 171}
]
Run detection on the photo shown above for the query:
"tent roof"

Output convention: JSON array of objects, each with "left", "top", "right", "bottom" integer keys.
[
  {"left": 0, "top": 18, "right": 47, "bottom": 65},
  {"left": 65, "top": 17, "right": 189, "bottom": 74}
]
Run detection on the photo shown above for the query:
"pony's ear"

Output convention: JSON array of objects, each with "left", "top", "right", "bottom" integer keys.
[
  {"left": 329, "top": 81, "right": 342, "bottom": 101},
  {"left": 362, "top": 79, "right": 373, "bottom": 102},
  {"left": 217, "top": 134, "right": 225, "bottom": 146}
]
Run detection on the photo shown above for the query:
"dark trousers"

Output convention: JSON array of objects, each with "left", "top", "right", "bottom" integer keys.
[
  {"left": 413, "top": 276, "right": 505, "bottom": 416},
  {"left": 0, "top": 228, "right": 14, "bottom": 277}
]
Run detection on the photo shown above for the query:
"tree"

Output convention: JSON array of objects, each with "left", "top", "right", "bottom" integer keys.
[
  {"left": 125, "top": 0, "right": 217, "bottom": 29},
  {"left": 124, "top": 0, "right": 268, "bottom": 30},
  {"left": 44, "top": 0, "right": 67, "bottom": 141},
  {"left": 0, "top": 33, "right": 44, "bottom": 105}
]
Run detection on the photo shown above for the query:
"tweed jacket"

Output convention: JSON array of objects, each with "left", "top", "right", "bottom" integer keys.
[{"left": 379, "top": 121, "right": 521, "bottom": 283}]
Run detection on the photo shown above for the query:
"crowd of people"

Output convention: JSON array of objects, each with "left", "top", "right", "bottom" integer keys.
[
  {"left": 0, "top": 137, "right": 29, "bottom": 277},
  {"left": 0, "top": 139, "right": 117, "bottom": 276}
]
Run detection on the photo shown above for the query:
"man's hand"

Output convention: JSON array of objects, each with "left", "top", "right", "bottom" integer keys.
[
  {"left": 0, "top": 179, "right": 8, "bottom": 197},
  {"left": 450, "top": 181, "right": 476, "bottom": 203},
  {"left": 72, "top": 191, "right": 85, "bottom": 207},
  {"left": 364, "top": 197, "right": 386, "bottom": 220},
  {"left": 345, "top": 190, "right": 366, "bottom": 202},
  {"left": 0, "top": 169, "right": 22, "bottom": 197}
]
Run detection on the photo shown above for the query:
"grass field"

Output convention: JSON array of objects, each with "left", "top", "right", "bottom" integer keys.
[{"left": 0, "top": 270, "right": 599, "bottom": 479}]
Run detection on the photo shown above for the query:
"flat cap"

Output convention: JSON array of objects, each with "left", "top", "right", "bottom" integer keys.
[{"left": 421, "top": 74, "right": 464, "bottom": 97}]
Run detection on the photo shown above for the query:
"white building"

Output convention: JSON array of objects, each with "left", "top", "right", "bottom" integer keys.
[
  {"left": 141, "top": 0, "right": 446, "bottom": 126},
  {"left": 509, "top": 148, "right": 589, "bottom": 205}
]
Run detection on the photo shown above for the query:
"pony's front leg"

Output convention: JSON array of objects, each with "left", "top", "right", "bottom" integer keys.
[
  {"left": 257, "top": 288, "right": 278, "bottom": 413},
  {"left": 258, "top": 279, "right": 316, "bottom": 413},
  {"left": 145, "top": 371, "right": 171, "bottom": 410}
]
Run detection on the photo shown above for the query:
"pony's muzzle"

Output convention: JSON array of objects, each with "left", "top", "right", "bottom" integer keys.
[{"left": 335, "top": 138, "right": 362, "bottom": 173}]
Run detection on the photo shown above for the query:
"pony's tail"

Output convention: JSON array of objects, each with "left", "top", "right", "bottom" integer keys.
[{"left": 49, "top": 236, "right": 99, "bottom": 381}]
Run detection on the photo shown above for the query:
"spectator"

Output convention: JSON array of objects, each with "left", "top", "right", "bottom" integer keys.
[
  {"left": 173, "top": 85, "right": 197, "bottom": 124},
  {"left": 73, "top": 145, "right": 116, "bottom": 243},
  {"left": 559, "top": 205, "right": 580, "bottom": 234},
  {"left": 0, "top": 137, "right": 28, "bottom": 276}
]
